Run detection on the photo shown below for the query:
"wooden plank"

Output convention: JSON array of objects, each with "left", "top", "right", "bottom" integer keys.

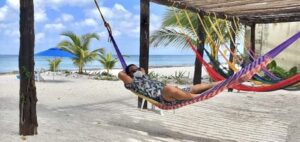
[
  {"left": 193, "top": 13, "right": 205, "bottom": 85},
  {"left": 240, "top": 13, "right": 300, "bottom": 19},
  {"left": 233, "top": 8, "right": 300, "bottom": 16},
  {"left": 209, "top": 1, "right": 300, "bottom": 12},
  {"left": 228, "top": 21, "right": 236, "bottom": 92},
  {"left": 186, "top": 0, "right": 284, "bottom": 9},
  {"left": 151, "top": 0, "right": 247, "bottom": 24},
  {"left": 250, "top": 23, "right": 255, "bottom": 61},
  {"left": 241, "top": 15, "right": 300, "bottom": 24},
  {"left": 139, "top": 0, "right": 150, "bottom": 109},
  {"left": 151, "top": 0, "right": 300, "bottom": 24}
]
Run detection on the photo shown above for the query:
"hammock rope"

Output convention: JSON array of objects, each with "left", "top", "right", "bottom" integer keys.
[
  {"left": 224, "top": 18, "right": 281, "bottom": 81},
  {"left": 94, "top": 0, "right": 127, "bottom": 69},
  {"left": 185, "top": 9, "right": 281, "bottom": 82}
]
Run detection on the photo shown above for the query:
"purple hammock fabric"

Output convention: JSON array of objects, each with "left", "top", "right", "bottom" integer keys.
[{"left": 106, "top": 29, "right": 127, "bottom": 69}]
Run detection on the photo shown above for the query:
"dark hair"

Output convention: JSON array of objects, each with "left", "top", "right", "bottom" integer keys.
[{"left": 125, "top": 64, "right": 136, "bottom": 75}]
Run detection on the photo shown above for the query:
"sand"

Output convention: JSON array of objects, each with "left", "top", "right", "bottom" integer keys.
[{"left": 0, "top": 66, "right": 300, "bottom": 142}]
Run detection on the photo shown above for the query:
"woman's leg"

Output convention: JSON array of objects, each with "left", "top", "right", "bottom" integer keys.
[
  {"left": 162, "top": 85, "right": 197, "bottom": 101},
  {"left": 190, "top": 81, "right": 221, "bottom": 94},
  {"left": 161, "top": 81, "right": 221, "bottom": 102}
]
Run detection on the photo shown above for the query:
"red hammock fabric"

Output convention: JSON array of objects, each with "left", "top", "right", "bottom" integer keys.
[{"left": 188, "top": 40, "right": 300, "bottom": 92}]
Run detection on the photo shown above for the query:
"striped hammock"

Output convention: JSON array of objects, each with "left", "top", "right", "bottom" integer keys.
[
  {"left": 114, "top": 30, "right": 300, "bottom": 110},
  {"left": 94, "top": 0, "right": 300, "bottom": 110}
]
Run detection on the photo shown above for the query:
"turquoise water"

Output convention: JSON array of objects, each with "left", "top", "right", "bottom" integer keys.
[{"left": 0, "top": 55, "right": 209, "bottom": 73}]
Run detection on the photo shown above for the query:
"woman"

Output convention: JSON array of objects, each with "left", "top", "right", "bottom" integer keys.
[{"left": 118, "top": 64, "right": 220, "bottom": 103}]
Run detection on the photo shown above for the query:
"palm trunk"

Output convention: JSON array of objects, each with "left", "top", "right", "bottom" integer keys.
[
  {"left": 79, "top": 65, "right": 83, "bottom": 74},
  {"left": 19, "top": 0, "right": 38, "bottom": 135}
]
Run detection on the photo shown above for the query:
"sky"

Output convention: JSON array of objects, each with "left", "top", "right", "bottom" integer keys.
[{"left": 0, "top": 0, "right": 194, "bottom": 55}]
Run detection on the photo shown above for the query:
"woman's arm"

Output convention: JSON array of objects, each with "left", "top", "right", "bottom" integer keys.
[
  {"left": 118, "top": 71, "right": 133, "bottom": 84},
  {"left": 140, "top": 68, "right": 146, "bottom": 74}
]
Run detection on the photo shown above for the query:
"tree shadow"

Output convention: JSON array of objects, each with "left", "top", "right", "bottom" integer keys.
[
  {"left": 107, "top": 116, "right": 236, "bottom": 142},
  {"left": 40, "top": 79, "right": 73, "bottom": 83}
]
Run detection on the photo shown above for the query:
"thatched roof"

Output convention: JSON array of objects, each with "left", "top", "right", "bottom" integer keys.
[{"left": 151, "top": 0, "right": 300, "bottom": 25}]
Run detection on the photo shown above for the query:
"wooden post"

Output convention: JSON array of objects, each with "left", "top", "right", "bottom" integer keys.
[
  {"left": 138, "top": 0, "right": 149, "bottom": 109},
  {"left": 250, "top": 23, "right": 256, "bottom": 61},
  {"left": 19, "top": 0, "right": 38, "bottom": 135},
  {"left": 228, "top": 21, "right": 237, "bottom": 92},
  {"left": 193, "top": 13, "right": 205, "bottom": 85}
]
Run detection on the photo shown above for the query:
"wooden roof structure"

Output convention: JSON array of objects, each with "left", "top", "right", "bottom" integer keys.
[{"left": 151, "top": 0, "right": 300, "bottom": 25}]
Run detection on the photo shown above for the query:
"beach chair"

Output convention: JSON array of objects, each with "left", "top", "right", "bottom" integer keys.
[{"left": 35, "top": 69, "right": 45, "bottom": 82}]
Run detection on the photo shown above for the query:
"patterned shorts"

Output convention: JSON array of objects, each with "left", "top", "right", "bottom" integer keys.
[
  {"left": 181, "top": 87, "right": 192, "bottom": 93},
  {"left": 158, "top": 86, "right": 192, "bottom": 105}
]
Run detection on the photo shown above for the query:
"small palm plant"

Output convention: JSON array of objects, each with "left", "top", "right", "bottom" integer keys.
[
  {"left": 47, "top": 58, "right": 62, "bottom": 72},
  {"left": 98, "top": 50, "right": 118, "bottom": 74},
  {"left": 58, "top": 31, "right": 102, "bottom": 74}
]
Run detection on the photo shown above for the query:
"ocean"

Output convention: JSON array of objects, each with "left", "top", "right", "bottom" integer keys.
[{"left": 0, "top": 55, "right": 209, "bottom": 73}]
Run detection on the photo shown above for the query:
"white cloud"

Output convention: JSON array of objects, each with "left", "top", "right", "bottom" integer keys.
[
  {"left": 36, "top": 32, "right": 45, "bottom": 43},
  {"left": 0, "top": 6, "right": 8, "bottom": 21},
  {"left": 82, "top": 18, "right": 97, "bottom": 27},
  {"left": 150, "top": 14, "right": 162, "bottom": 33},
  {"left": 112, "top": 30, "right": 122, "bottom": 37},
  {"left": 6, "top": 0, "right": 19, "bottom": 11},
  {"left": 86, "top": 3, "right": 140, "bottom": 38},
  {"left": 35, "top": 0, "right": 91, "bottom": 10},
  {"left": 61, "top": 13, "right": 74, "bottom": 22},
  {"left": 45, "top": 23, "right": 65, "bottom": 31},
  {"left": 35, "top": 8, "right": 48, "bottom": 22},
  {"left": 114, "top": 3, "right": 127, "bottom": 12},
  {"left": 4, "top": 27, "right": 19, "bottom": 37}
]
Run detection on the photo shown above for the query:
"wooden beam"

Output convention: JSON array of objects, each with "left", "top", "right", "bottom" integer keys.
[
  {"left": 151, "top": 0, "right": 300, "bottom": 24},
  {"left": 241, "top": 15, "right": 300, "bottom": 24},
  {"left": 230, "top": 7, "right": 300, "bottom": 17},
  {"left": 193, "top": 13, "right": 205, "bottom": 85},
  {"left": 139, "top": 0, "right": 149, "bottom": 109},
  {"left": 187, "top": 0, "right": 284, "bottom": 9},
  {"left": 250, "top": 23, "right": 256, "bottom": 61},
  {"left": 207, "top": 1, "right": 300, "bottom": 12},
  {"left": 150, "top": 0, "right": 248, "bottom": 24},
  {"left": 228, "top": 21, "right": 237, "bottom": 92}
]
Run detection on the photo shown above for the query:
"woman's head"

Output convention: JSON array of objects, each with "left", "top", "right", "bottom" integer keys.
[{"left": 125, "top": 64, "right": 139, "bottom": 77}]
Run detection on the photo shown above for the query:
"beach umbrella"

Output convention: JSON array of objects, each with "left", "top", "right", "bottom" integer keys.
[
  {"left": 35, "top": 47, "right": 75, "bottom": 58},
  {"left": 35, "top": 47, "right": 75, "bottom": 79}
]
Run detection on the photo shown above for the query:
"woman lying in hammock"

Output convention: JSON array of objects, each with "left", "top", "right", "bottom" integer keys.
[{"left": 118, "top": 64, "right": 220, "bottom": 103}]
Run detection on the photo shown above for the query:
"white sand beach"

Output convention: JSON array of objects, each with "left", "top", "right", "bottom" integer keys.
[{"left": 1, "top": 66, "right": 300, "bottom": 142}]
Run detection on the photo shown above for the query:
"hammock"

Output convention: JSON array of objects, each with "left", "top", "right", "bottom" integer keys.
[
  {"left": 94, "top": 0, "right": 300, "bottom": 109},
  {"left": 204, "top": 47, "right": 283, "bottom": 85},
  {"left": 187, "top": 34, "right": 300, "bottom": 92},
  {"left": 178, "top": 9, "right": 300, "bottom": 90},
  {"left": 186, "top": 10, "right": 281, "bottom": 82}
]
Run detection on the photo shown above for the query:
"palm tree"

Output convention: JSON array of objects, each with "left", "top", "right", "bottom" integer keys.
[
  {"left": 98, "top": 49, "right": 118, "bottom": 74},
  {"left": 47, "top": 58, "right": 62, "bottom": 72},
  {"left": 58, "top": 32, "right": 102, "bottom": 74},
  {"left": 19, "top": 0, "right": 38, "bottom": 135},
  {"left": 150, "top": 9, "right": 242, "bottom": 60}
]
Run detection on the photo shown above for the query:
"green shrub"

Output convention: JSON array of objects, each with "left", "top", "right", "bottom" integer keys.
[
  {"left": 265, "top": 60, "right": 298, "bottom": 79},
  {"left": 148, "top": 71, "right": 160, "bottom": 80}
]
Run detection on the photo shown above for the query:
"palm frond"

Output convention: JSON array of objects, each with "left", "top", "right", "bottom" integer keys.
[
  {"left": 150, "top": 27, "right": 197, "bottom": 49},
  {"left": 61, "top": 31, "right": 82, "bottom": 47},
  {"left": 81, "top": 33, "right": 100, "bottom": 50}
]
